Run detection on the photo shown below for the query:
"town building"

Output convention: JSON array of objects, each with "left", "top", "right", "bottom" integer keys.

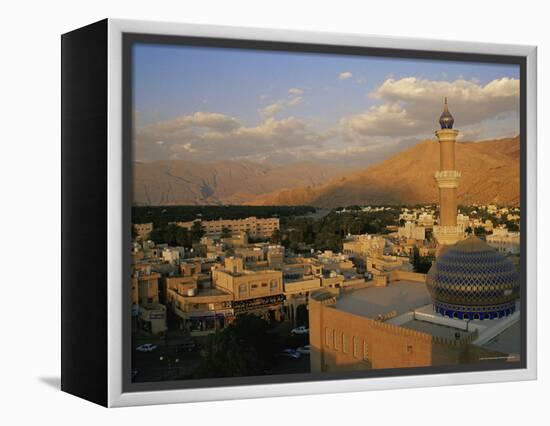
[
  {"left": 137, "top": 303, "right": 167, "bottom": 335},
  {"left": 212, "top": 257, "right": 285, "bottom": 322},
  {"left": 398, "top": 221, "right": 426, "bottom": 241},
  {"left": 134, "top": 222, "right": 153, "bottom": 241},
  {"left": 175, "top": 216, "right": 279, "bottom": 238},
  {"left": 486, "top": 229, "right": 520, "bottom": 254},
  {"left": 343, "top": 234, "right": 385, "bottom": 258}
]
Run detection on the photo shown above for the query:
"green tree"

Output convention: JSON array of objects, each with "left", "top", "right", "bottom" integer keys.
[
  {"left": 220, "top": 226, "right": 232, "bottom": 239},
  {"left": 190, "top": 221, "right": 206, "bottom": 243},
  {"left": 270, "top": 229, "right": 281, "bottom": 244},
  {"left": 162, "top": 223, "right": 180, "bottom": 246},
  {"left": 295, "top": 304, "right": 309, "bottom": 326},
  {"left": 412, "top": 246, "right": 435, "bottom": 274},
  {"left": 474, "top": 226, "right": 486, "bottom": 236},
  {"left": 194, "top": 314, "right": 276, "bottom": 378},
  {"left": 176, "top": 226, "right": 191, "bottom": 248},
  {"left": 505, "top": 221, "right": 519, "bottom": 232}
]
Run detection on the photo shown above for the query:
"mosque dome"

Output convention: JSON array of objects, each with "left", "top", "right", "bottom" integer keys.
[
  {"left": 439, "top": 97, "right": 455, "bottom": 129},
  {"left": 426, "top": 236, "right": 519, "bottom": 320}
]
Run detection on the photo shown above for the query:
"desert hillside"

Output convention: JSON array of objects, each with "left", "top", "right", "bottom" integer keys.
[
  {"left": 248, "top": 136, "right": 520, "bottom": 207},
  {"left": 133, "top": 160, "right": 348, "bottom": 205}
]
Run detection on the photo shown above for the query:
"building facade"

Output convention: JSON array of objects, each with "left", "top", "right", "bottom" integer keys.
[{"left": 175, "top": 216, "right": 279, "bottom": 238}]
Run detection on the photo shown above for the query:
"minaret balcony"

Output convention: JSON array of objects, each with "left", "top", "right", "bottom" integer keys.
[
  {"left": 433, "top": 224, "right": 465, "bottom": 246},
  {"left": 434, "top": 170, "right": 461, "bottom": 188}
]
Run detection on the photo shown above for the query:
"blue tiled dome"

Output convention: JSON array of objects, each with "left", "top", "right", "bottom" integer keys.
[{"left": 426, "top": 236, "right": 519, "bottom": 320}]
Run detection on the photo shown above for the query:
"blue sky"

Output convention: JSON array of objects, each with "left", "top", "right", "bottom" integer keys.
[{"left": 133, "top": 43, "right": 520, "bottom": 167}]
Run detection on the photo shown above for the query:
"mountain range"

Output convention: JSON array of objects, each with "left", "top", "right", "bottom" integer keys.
[
  {"left": 133, "top": 160, "right": 348, "bottom": 206},
  {"left": 133, "top": 136, "right": 520, "bottom": 207}
]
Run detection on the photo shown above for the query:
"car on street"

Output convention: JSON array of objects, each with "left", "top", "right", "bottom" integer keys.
[
  {"left": 135, "top": 343, "right": 158, "bottom": 352},
  {"left": 296, "top": 345, "right": 311, "bottom": 355},
  {"left": 291, "top": 326, "right": 309, "bottom": 335},
  {"left": 279, "top": 349, "right": 302, "bottom": 359}
]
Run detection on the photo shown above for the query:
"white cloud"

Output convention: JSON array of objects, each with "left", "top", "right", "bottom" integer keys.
[
  {"left": 134, "top": 112, "right": 327, "bottom": 162},
  {"left": 134, "top": 76, "right": 519, "bottom": 167},
  {"left": 338, "top": 71, "right": 353, "bottom": 80},
  {"left": 259, "top": 88, "right": 304, "bottom": 118},
  {"left": 288, "top": 87, "right": 304, "bottom": 95},
  {"left": 344, "top": 77, "right": 519, "bottom": 137},
  {"left": 259, "top": 100, "right": 286, "bottom": 118}
]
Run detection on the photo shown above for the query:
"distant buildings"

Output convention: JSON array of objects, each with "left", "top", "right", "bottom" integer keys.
[
  {"left": 487, "top": 229, "right": 520, "bottom": 254},
  {"left": 398, "top": 221, "right": 426, "bottom": 241},
  {"left": 175, "top": 216, "right": 279, "bottom": 238},
  {"left": 134, "top": 222, "right": 153, "bottom": 241},
  {"left": 343, "top": 234, "right": 385, "bottom": 258}
]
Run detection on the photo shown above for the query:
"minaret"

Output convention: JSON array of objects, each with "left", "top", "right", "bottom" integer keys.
[{"left": 433, "top": 98, "right": 464, "bottom": 247}]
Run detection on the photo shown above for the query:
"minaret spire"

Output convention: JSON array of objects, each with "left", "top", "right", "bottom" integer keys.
[{"left": 439, "top": 97, "right": 454, "bottom": 129}]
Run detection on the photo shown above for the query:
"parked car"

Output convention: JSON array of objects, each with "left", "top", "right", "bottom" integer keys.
[
  {"left": 279, "top": 349, "right": 301, "bottom": 359},
  {"left": 291, "top": 326, "right": 309, "bottom": 335},
  {"left": 176, "top": 338, "right": 196, "bottom": 353},
  {"left": 135, "top": 343, "right": 158, "bottom": 352},
  {"left": 296, "top": 345, "right": 311, "bottom": 355}
]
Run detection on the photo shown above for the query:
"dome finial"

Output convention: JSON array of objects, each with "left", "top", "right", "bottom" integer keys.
[{"left": 439, "top": 97, "right": 454, "bottom": 129}]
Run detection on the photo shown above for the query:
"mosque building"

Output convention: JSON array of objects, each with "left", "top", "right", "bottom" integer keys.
[{"left": 308, "top": 100, "right": 521, "bottom": 373}]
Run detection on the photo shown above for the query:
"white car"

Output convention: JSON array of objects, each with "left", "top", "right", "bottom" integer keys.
[
  {"left": 135, "top": 343, "right": 158, "bottom": 352},
  {"left": 296, "top": 345, "right": 311, "bottom": 355},
  {"left": 291, "top": 326, "right": 309, "bottom": 335}
]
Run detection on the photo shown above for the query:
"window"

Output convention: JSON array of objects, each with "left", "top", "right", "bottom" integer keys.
[
  {"left": 261, "top": 283, "right": 268, "bottom": 287},
  {"left": 342, "top": 333, "right": 348, "bottom": 353},
  {"left": 363, "top": 340, "right": 369, "bottom": 361},
  {"left": 251, "top": 284, "right": 258, "bottom": 289},
  {"left": 353, "top": 336, "right": 359, "bottom": 358},
  {"left": 238, "top": 283, "right": 247, "bottom": 295},
  {"left": 325, "top": 327, "right": 330, "bottom": 347},
  {"left": 270, "top": 280, "right": 278, "bottom": 291},
  {"left": 334, "top": 329, "right": 340, "bottom": 351}
]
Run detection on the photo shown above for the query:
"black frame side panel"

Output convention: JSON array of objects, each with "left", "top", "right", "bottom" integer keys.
[{"left": 61, "top": 19, "right": 108, "bottom": 407}]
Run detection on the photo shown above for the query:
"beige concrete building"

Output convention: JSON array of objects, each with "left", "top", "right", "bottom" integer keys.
[
  {"left": 134, "top": 222, "right": 153, "bottom": 241},
  {"left": 138, "top": 303, "right": 167, "bottom": 335},
  {"left": 166, "top": 278, "right": 234, "bottom": 336},
  {"left": 398, "top": 222, "right": 426, "bottom": 241},
  {"left": 343, "top": 234, "right": 385, "bottom": 258},
  {"left": 176, "top": 216, "right": 279, "bottom": 238},
  {"left": 487, "top": 229, "right": 520, "bottom": 254},
  {"left": 132, "top": 265, "right": 161, "bottom": 305},
  {"left": 212, "top": 257, "right": 285, "bottom": 321},
  {"left": 308, "top": 271, "right": 514, "bottom": 373}
]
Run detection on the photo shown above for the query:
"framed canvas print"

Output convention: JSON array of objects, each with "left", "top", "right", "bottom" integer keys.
[{"left": 61, "top": 19, "right": 537, "bottom": 407}]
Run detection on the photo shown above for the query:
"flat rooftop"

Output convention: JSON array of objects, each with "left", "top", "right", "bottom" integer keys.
[
  {"left": 196, "top": 287, "right": 230, "bottom": 297},
  {"left": 480, "top": 320, "right": 521, "bottom": 356},
  {"left": 334, "top": 280, "right": 431, "bottom": 319},
  {"left": 400, "top": 319, "right": 473, "bottom": 340}
]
